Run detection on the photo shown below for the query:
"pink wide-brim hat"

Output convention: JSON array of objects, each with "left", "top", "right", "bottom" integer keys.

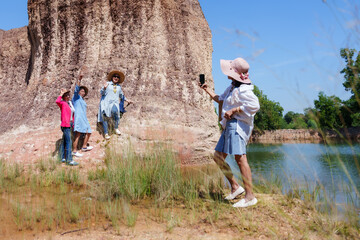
[{"left": 220, "top": 58, "right": 251, "bottom": 84}]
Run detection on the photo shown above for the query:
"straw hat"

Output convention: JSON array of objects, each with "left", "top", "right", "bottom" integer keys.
[
  {"left": 220, "top": 58, "right": 251, "bottom": 83},
  {"left": 107, "top": 70, "right": 125, "bottom": 83}
]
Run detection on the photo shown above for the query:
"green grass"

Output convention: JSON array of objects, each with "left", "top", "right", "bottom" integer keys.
[
  {"left": 2, "top": 144, "right": 221, "bottom": 232},
  {"left": 0, "top": 159, "right": 5, "bottom": 188},
  {"left": 0, "top": 144, "right": 359, "bottom": 239},
  {"left": 67, "top": 201, "right": 81, "bottom": 223},
  {"left": 88, "top": 143, "right": 224, "bottom": 203}
]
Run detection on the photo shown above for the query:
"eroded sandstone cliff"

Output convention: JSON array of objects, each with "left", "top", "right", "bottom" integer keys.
[
  {"left": 0, "top": 0, "right": 219, "bottom": 164},
  {"left": 0, "top": 27, "right": 31, "bottom": 129}
]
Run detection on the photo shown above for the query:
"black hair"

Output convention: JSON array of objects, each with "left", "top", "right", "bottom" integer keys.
[
  {"left": 62, "top": 92, "right": 70, "bottom": 99},
  {"left": 79, "top": 87, "right": 88, "bottom": 97},
  {"left": 231, "top": 80, "right": 250, "bottom": 88}
]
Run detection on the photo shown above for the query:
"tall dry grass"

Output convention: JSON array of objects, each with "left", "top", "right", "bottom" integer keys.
[{"left": 87, "top": 143, "right": 224, "bottom": 204}]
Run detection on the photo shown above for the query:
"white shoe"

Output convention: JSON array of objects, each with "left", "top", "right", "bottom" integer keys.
[
  {"left": 233, "top": 198, "right": 258, "bottom": 208},
  {"left": 225, "top": 186, "right": 245, "bottom": 200},
  {"left": 115, "top": 129, "right": 121, "bottom": 135},
  {"left": 82, "top": 146, "right": 93, "bottom": 152},
  {"left": 105, "top": 134, "right": 110, "bottom": 140},
  {"left": 72, "top": 152, "right": 83, "bottom": 157},
  {"left": 67, "top": 160, "right": 79, "bottom": 166}
]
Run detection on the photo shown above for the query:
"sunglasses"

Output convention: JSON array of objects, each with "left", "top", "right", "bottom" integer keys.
[{"left": 113, "top": 75, "right": 120, "bottom": 79}]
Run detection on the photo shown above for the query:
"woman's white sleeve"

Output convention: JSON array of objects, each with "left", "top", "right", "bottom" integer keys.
[{"left": 239, "top": 92, "right": 260, "bottom": 117}]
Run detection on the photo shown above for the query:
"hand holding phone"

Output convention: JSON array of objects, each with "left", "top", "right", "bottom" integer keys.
[{"left": 199, "top": 74, "right": 205, "bottom": 86}]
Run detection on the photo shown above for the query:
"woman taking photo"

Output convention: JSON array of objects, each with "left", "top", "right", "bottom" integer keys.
[{"left": 200, "top": 57, "right": 260, "bottom": 208}]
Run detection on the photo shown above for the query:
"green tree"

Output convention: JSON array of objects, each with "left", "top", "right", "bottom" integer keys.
[
  {"left": 304, "top": 107, "right": 318, "bottom": 129},
  {"left": 340, "top": 48, "right": 360, "bottom": 97},
  {"left": 283, "top": 111, "right": 308, "bottom": 129},
  {"left": 340, "top": 48, "right": 360, "bottom": 127},
  {"left": 253, "top": 86, "right": 285, "bottom": 131},
  {"left": 313, "top": 92, "right": 343, "bottom": 129},
  {"left": 284, "top": 111, "right": 296, "bottom": 124}
]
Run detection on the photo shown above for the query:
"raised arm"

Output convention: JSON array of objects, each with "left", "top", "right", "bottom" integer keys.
[
  {"left": 76, "top": 74, "right": 83, "bottom": 86},
  {"left": 56, "top": 96, "right": 63, "bottom": 107},
  {"left": 73, "top": 85, "right": 80, "bottom": 101},
  {"left": 73, "top": 74, "right": 83, "bottom": 101},
  {"left": 199, "top": 83, "right": 222, "bottom": 103},
  {"left": 56, "top": 89, "right": 66, "bottom": 107}
]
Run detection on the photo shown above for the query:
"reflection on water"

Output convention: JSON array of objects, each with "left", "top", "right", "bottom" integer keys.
[{"left": 226, "top": 143, "right": 360, "bottom": 207}]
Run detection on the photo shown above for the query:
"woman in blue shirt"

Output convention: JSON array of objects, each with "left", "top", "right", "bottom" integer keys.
[
  {"left": 72, "top": 75, "right": 93, "bottom": 156},
  {"left": 98, "top": 70, "right": 131, "bottom": 139}
]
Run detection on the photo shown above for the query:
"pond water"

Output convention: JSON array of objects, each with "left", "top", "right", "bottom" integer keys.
[{"left": 226, "top": 143, "right": 360, "bottom": 208}]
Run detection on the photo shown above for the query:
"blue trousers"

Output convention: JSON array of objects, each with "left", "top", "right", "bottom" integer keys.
[
  {"left": 102, "top": 105, "right": 120, "bottom": 134},
  {"left": 59, "top": 127, "right": 73, "bottom": 162}
]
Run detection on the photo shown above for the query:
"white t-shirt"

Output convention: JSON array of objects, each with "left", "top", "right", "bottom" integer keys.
[
  {"left": 219, "top": 84, "right": 260, "bottom": 143},
  {"left": 68, "top": 101, "right": 75, "bottom": 122}
]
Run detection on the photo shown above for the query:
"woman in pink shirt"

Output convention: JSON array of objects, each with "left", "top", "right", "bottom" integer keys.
[{"left": 56, "top": 89, "right": 78, "bottom": 166}]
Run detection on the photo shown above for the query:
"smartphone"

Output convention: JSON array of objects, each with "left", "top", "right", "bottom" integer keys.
[{"left": 199, "top": 74, "right": 205, "bottom": 86}]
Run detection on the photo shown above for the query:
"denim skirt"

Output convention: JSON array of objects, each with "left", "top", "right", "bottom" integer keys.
[{"left": 215, "top": 119, "right": 247, "bottom": 155}]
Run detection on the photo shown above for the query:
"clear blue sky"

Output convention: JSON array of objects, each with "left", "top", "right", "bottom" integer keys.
[{"left": 1, "top": 0, "right": 359, "bottom": 114}]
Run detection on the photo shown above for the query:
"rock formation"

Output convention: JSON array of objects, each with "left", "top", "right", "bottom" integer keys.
[
  {"left": 0, "top": 27, "right": 31, "bottom": 129},
  {"left": 0, "top": 0, "right": 219, "bottom": 164},
  {"left": 250, "top": 129, "right": 323, "bottom": 143},
  {"left": 251, "top": 127, "right": 360, "bottom": 143}
]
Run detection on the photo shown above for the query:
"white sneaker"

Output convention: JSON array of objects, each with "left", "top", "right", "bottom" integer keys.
[
  {"left": 67, "top": 160, "right": 79, "bottom": 166},
  {"left": 82, "top": 146, "right": 93, "bottom": 152},
  {"left": 233, "top": 198, "right": 258, "bottom": 208},
  {"left": 115, "top": 129, "right": 121, "bottom": 135},
  {"left": 72, "top": 152, "right": 83, "bottom": 157},
  {"left": 225, "top": 186, "right": 245, "bottom": 200},
  {"left": 105, "top": 134, "right": 110, "bottom": 140}
]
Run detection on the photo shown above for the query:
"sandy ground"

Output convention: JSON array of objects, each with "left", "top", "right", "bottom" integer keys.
[
  {"left": 0, "top": 124, "right": 134, "bottom": 173},
  {"left": 2, "top": 192, "right": 358, "bottom": 240}
]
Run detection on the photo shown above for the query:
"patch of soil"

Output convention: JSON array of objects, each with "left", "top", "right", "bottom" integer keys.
[
  {"left": 1, "top": 192, "right": 358, "bottom": 240},
  {"left": 0, "top": 124, "right": 136, "bottom": 174}
]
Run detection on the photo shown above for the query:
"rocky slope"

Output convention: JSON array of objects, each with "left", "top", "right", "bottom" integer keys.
[{"left": 0, "top": 0, "right": 219, "bottom": 164}]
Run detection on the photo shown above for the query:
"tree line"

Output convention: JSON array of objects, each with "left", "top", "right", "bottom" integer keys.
[{"left": 253, "top": 48, "right": 360, "bottom": 131}]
